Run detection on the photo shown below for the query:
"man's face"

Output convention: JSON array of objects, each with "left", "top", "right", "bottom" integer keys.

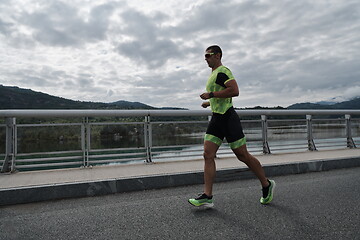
[{"left": 205, "top": 50, "right": 218, "bottom": 68}]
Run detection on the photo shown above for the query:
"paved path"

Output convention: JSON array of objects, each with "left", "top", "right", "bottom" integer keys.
[{"left": 0, "top": 167, "right": 359, "bottom": 240}]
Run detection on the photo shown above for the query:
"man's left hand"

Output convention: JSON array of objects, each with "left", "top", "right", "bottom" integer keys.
[{"left": 200, "top": 92, "right": 210, "bottom": 100}]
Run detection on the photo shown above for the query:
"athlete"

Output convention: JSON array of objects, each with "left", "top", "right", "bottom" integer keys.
[{"left": 188, "top": 45, "right": 275, "bottom": 207}]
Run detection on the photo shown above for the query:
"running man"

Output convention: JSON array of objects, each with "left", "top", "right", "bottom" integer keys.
[{"left": 188, "top": 45, "right": 275, "bottom": 207}]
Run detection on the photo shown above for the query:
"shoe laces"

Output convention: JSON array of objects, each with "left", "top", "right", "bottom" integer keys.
[
  {"left": 195, "top": 193, "right": 212, "bottom": 200},
  {"left": 262, "top": 187, "right": 269, "bottom": 198},
  {"left": 262, "top": 181, "right": 271, "bottom": 198}
]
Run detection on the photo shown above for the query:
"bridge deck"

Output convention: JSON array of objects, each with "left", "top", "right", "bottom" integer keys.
[
  {"left": 1, "top": 148, "right": 360, "bottom": 189},
  {"left": 0, "top": 148, "right": 359, "bottom": 206},
  {"left": 1, "top": 168, "right": 359, "bottom": 239}
]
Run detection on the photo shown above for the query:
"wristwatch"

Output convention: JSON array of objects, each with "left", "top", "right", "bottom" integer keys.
[{"left": 209, "top": 92, "right": 214, "bottom": 98}]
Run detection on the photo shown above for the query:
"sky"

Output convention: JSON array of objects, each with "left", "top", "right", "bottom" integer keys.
[{"left": 0, "top": 0, "right": 360, "bottom": 109}]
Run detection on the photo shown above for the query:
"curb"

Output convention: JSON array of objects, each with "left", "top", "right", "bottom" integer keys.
[{"left": 0, "top": 156, "right": 359, "bottom": 206}]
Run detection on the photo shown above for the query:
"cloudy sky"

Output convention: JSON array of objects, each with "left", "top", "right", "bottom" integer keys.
[{"left": 1, "top": 0, "right": 359, "bottom": 109}]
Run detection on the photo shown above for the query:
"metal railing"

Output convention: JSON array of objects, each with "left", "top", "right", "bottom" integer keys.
[{"left": 0, "top": 109, "right": 359, "bottom": 173}]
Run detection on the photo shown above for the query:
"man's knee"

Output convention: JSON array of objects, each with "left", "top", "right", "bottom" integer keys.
[
  {"left": 203, "top": 150, "right": 216, "bottom": 161},
  {"left": 233, "top": 147, "right": 250, "bottom": 162}
]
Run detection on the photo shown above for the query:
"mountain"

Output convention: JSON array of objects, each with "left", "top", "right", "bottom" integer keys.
[
  {"left": 0, "top": 85, "right": 154, "bottom": 109},
  {"left": 314, "top": 101, "right": 337, "bottom": 105},
  {"left": 2, "top": 85, "right": 359, "bottom": 110},
  {"left": 287, "top": 97, "right": 360, "bottom": 109},
  {"left": 110, "top": 100, "right": 155, "bottom": 109}
]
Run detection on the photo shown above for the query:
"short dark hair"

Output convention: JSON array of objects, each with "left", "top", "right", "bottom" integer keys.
[{"left": 206, "top": 45, "right": 222, "bottom": 59}]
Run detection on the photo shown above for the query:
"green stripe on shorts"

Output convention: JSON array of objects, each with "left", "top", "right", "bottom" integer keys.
[
  {"left": 229, "top": 137, "right": 246, "bottom": 149},
  {"left": 204, "top": 134, "right": 223, "bottom": 146}
]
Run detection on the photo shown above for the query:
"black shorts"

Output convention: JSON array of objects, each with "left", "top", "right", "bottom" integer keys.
[{"left": 204, "top": 107, "right": 246, "bottom": 149}]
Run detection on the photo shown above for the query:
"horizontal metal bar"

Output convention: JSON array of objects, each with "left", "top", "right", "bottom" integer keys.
[
  {"left": 269, "top": 147, "right": 308, "bottom": 151},
  {"left": 0, "top": 109, "right": 210, "bottom": 118},
  {"left": 16, "top": 161, "right": 83, "bottom": 169},
  {"left": 267, "top": 119, "right": 306, "bottom": 122},
  {"left": 314, "top": 141, "right": 347, "bottom": 145},
  {"left": 89, "top": 147, "right": 146, "bottom": 153},
  {"left": 2, "top": 109, "right": 360, "bottom": 118},
  {"left": 89, "top": 158, "right": 146, "bottom": 164},
  {"left": 315, "top": 143, "right": 346, "bottom": 147},
  {"left": 315, "top": 146, "right": 347, "bottom": 150},
  {"left": 16, "top": 156, "right": 83, "bottom": 163},
  {"left": 314, "top": 142, "right": 346, "bottom": 146},
  {"left": 90, "top": 122, "right": 144, "bottom": 126},
  {"left": 17, "top": 150, "right": 83, "bottom": 157},
  {"left": 152, "top": 153, "right": 203, "bottom": 159},
  {"left": 152, "top": 144, "right": 203, "bottom": 150},
  {"left": 241, "top": 120, "right": 262, "bottom": 124},
  {"left": 18, "top": 123, "right": 83, "bottom": 127},
  {"left": 151, "top": 151, "right": 202, "bottom": 157},
  {"left": 268, "top": 126, "right": 307, "bottom": 130},
  {"left": 151, "top": 121, "right": 208, "bottom": 125},
  {"left": 314, "top": 138, "right": 347, "bottom": 142},
  {"left": 154, "top": 148, "right": 203, "bottom": 154},
  {"left": 269, "top": 142, "right": 308, "bottom": 147},
  {"left": 88, "top": 152, "right": 147, "bottom": 159}
]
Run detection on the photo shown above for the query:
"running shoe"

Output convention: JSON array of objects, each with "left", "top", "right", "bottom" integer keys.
[
  {"left": 188, "top": 193, "right": 214, "bottom": 208},
  {"left": 260, "top": 179, "right": 276, "bottom": 204}
]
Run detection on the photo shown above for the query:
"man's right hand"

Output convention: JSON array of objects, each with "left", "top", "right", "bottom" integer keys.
[{"left": 201, "top": 102, "right": 210, "bottom": 108}]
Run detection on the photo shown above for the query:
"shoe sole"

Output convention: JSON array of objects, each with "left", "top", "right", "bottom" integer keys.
[{"left": 188, "top": 200, "right": 214, "bottom": 208}]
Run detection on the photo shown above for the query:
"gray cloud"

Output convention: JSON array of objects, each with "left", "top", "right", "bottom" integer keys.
[
  {"left": 115, "top": 8, "right": 183, "bottom": 68},
  {"left": 0, "top": 18, "right": 13, "bottom": 35},
  {"left": 17, "top": 2, "right": 116, "bottom": 47},
  {"left": 0, "top": 0, "right": 359, "bottom": 109}
]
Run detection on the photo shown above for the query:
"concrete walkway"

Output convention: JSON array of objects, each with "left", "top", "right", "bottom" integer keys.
[
  {"left": 1, "top": 168, "right": 359, "bottom": 240},
  {"left": 1, "top": 148, "right": 360, "bottom": 206}
]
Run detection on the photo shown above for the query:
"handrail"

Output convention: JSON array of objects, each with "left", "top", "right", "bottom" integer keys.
[{"left": 1, "top": 109, "right": 360, "bottom": 118}]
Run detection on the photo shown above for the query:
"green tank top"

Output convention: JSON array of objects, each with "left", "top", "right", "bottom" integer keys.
[{"left": 206, "top": 65, "right": 235, "bottom": 114}]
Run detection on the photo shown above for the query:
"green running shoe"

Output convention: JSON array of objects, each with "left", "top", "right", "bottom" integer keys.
[
  {"left": 188, "top": 193, "right": 214, "bottom": 208},
  {"left": 260, "top": 179, "right": 276, "bottom": 205}
]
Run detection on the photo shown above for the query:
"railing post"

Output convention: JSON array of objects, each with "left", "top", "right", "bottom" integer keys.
[
  {"left": 81, "top": 117, "right": 90, "bottom": 168},
  {"left": 345, "top": 114, "right": 356, "bottom": 148},
  {"left": 306, "top": 115, "right": 317, "bottom": 151},
  {"left": 86, "top": 117, "right": 91, "bottom": 167},
  {"left": 1, "top": 117, "right": 16, "bottom": 173},
  {"left": 261, "top": 115, "right": 271, "bottom": 154},
  {"left": 144, "top": 116, "right": 152, "bottom": 163}
]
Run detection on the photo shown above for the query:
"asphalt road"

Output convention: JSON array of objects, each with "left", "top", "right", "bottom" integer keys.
[{"left": 1, "top": 167, "right": 359, "bottom": 240}]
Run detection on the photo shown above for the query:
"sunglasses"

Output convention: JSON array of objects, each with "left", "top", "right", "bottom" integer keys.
[{"left": 205, "top": 52, "right": 216, "bottom": 58}]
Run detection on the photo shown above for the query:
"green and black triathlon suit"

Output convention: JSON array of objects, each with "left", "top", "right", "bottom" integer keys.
[{"left": 204, "top": 65, "right": 246, "bottom": 149}]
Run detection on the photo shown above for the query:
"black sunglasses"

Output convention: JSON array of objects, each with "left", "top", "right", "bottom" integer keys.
[{"left": 205, "top": 52, "right": 215, "bottom": 58}]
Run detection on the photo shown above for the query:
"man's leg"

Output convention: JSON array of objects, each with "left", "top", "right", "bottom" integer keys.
[
  {"left": 203, "top": 140, "right": 220, "bottom": 196},
  {"left": 232, "top": 144, "right": 269, "bottom": 187},
  {"left": 232, "top": 144, "right": 276, "bottom": 204},
  {"left": 188, "top": 140, "right": 219, "bottom": 207}
]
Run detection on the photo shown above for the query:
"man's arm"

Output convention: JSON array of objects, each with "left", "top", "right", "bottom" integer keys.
[{"left": 200, "top": 79, "right": 239, "bottom": 100}]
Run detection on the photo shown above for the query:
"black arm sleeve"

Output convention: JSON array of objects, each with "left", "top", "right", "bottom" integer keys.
[{"left": 215, "top": 72, "right": 230, "bottom": 88}]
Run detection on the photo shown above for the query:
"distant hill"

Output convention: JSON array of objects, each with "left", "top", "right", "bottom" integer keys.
[
  {"left": 110, "top": 100, "right": 155, "bottom": 109},
  {"left": 0, "top": 85, "right": 155, "bottom": 109},
  {"left": 314, "top": 101, "right": 337, "bottom": 105},
  {"left": 287, "top": 97, "right": 360, "bottom": 109},
  {"left": 1, "top": 85, "right": 359, "bottom": 110}
]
